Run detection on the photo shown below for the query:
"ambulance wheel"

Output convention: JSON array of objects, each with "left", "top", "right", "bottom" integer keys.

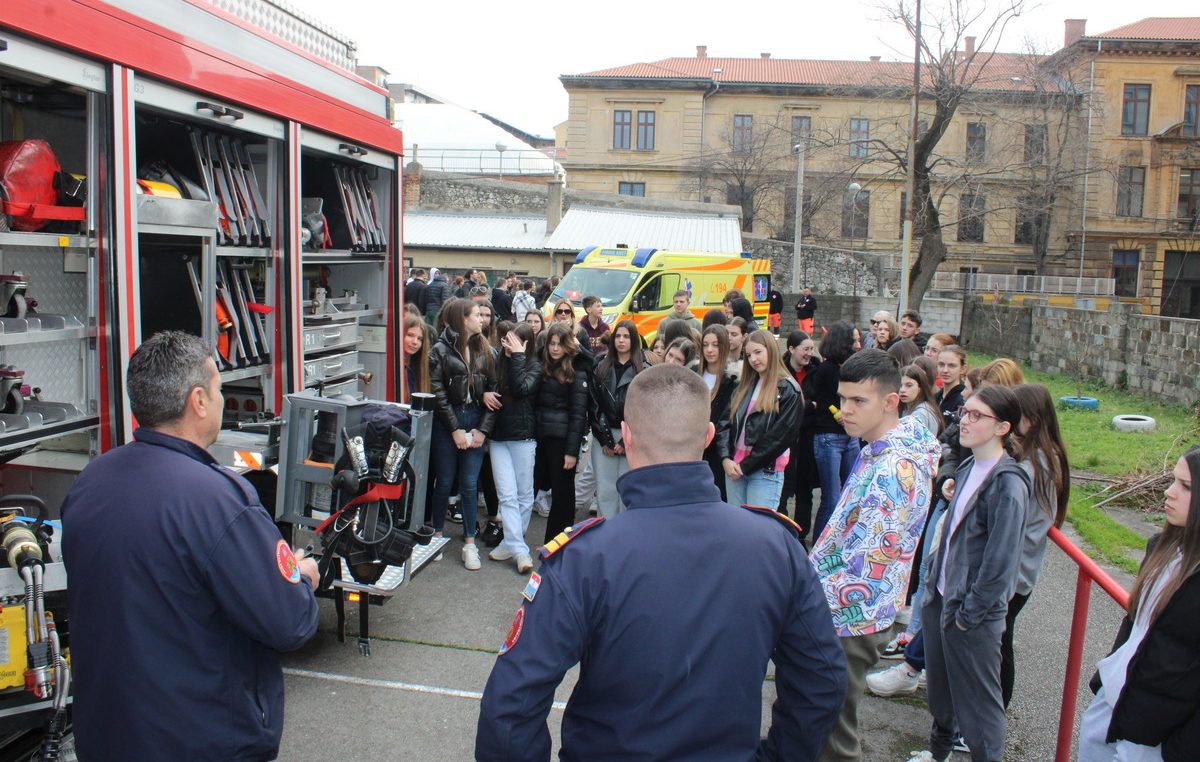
[{"left": 1113, "top": 415, "right": 1156, "bottom": 433}]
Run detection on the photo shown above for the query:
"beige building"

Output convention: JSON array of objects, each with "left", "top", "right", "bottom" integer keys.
[
  {"left": 1050, "top": 18, "right": 1200, "bottom": 317},
  {"left": 560, "top": 44, "right": 1084, "bottom": 292}
]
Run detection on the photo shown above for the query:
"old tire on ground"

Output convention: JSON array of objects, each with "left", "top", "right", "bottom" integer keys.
[
  {"left": 1112, "top": 414, "right": 1156, "bottom": 433},
  {"left": 1059, "top": 395, "right": 1100, "bottom": 410}
]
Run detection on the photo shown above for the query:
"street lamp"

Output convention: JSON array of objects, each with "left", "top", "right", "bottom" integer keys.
[
  {"left": 495, "top": 141, "right": 508, "bottom": 179},
  {"left": 791, "top": 140, "right": 807, "bottom": 294}
]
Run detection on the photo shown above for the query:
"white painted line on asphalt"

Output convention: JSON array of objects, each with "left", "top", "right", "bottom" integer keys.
[{"left": 284, "top": 667, "right": 568, "bottom": 711}]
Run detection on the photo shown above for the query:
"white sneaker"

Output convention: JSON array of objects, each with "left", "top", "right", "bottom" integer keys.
[
  {"left": 462, "top": 544, "right": 481, "bottom": 570},
  {"left": 895, "top": 605, "right": 912, "bottom": 626},
  {"left": 904, "top": 752, "right": 940, "bottom": 762},
  {"left": 866, "top": 662, "right": 921, "bottom": 697},
  {"left": 516, "top": 553, "right": 533, "bottom": 574},
  {"left": 489, "top": 546, "right": 513, "bottom": 562}
]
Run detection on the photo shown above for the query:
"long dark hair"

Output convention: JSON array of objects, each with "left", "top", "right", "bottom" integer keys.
[
  {"left": 541, "top": 322, "right": 578, "bottom": 385},
  {"left": 821, "top": 320, "right": 858, "bottom": 365},
  {"left": 902, "top": 364, "right": 943, "bottom": 435},
  {"left": 1012, "top": 384, "right": 1070, "bottom": 527},
  {"left": 402, "top": 313, "right": 430, "bottom": 398},
  {"left": 1128, "top": 446, "right": 1200, "bottom": 624},
  {"left": 441, "top": 298, "right": 493, "bottom": 374},
  {"left": 596, "top": 320, "right": 643, "bottom": 380}
]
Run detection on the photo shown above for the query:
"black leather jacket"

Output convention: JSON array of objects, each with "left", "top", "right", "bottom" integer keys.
[
  {"left": 535, "top": 355, "right": 590, "bottom": 457},
  {"left": 428, "top": 326, "right": 499, "bottom": 435},
  {"left": 1090, "top": 534, "right": 1200, "bottom": 762},
  {"left": 589, "top": 356, "right": 640, "bottom": 449},
  {"left": 717, "top": 376, "right": 803, "bottom": 474},
  {"left": 491, "top": 350, "right": 541, "bottom": 441}
]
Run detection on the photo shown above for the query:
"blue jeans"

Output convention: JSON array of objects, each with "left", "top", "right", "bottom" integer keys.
[
  {"left": 430, "top": 404, "right": 486, "bottom": 538},
  {"left": 490, "top": 439, "right": 537, "bottom": 556},
  {"left": 725, "top": 467, "right": 785, "bottom": 509},
  {"left": 812, "top": 432, "right": 861, "bottom": 538},
  {"left": 907, "top": 497, "right": 949, "bottom": 637}
]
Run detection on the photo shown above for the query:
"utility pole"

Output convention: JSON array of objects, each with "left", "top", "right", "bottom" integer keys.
[
  {"left": 791, "top": 140, "right": 807, "bottom": 295},
  {"left": 898, "top": 0, "right": 922, "bottom": 316}
]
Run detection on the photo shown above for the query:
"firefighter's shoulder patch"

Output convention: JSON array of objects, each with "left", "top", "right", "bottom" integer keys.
[
  {"left": 538, "top": 517, "right": 605, "bottom": 559},
  {"left": 739, "top": 504, "right": 801, "bottom": 538}
]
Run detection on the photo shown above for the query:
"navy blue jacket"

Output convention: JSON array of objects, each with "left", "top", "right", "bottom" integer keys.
[
  {"left": 62, "top": 428, "right": 319, "bottom": 761},
  {"left": 475, "top": 461, "right": 846, "bottom": 761}
]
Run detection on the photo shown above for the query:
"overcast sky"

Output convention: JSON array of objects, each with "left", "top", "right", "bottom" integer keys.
[{"left": 283, "top": 0, "right": 1196, "bottom": 136}]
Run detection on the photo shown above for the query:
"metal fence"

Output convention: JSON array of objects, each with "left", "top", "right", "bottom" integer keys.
[
  {"left": 929, "top": 272, "right": 1116, "bottom": 296},
  {"left": 408, "top": 148, "right": 559, "bottom": 176}
]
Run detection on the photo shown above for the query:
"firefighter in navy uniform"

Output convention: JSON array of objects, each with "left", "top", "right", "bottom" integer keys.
[
  {"left": 476, "top": 365, "right": 846, "bottom": 762},
  {"left": 61, "top": 332, "right": 319, "bottom": 761}
]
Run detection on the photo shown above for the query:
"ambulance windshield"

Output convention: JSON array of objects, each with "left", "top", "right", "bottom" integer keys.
[{"left": 552, "top": 268, "right": 641, "bottom": 307}]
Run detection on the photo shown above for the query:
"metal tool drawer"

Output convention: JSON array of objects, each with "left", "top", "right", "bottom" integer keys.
[
  {"left": 302, "top": 319, "right": 359, "bottom": 353},
  {"left": 320, "top": 377, "right": 360, "bottom": 398},
  {"left": 302, "top": 349, "right": 359, "bottom": 385}
]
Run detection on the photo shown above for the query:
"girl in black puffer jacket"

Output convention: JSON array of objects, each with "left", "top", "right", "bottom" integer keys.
[
  {"left": 536, "top": 322, "right": 590, "bottom": 541},
  {"left": 428, "top": 298, "right": 499, "bottom": 570},
  {"left": 486, "top": 324, "right": 541, "bottom": 573}
]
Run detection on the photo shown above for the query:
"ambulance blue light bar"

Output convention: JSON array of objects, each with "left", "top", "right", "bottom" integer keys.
[
  {"left": 631, "top": 248, "right": 658, "bottom": 268},
  {"left": 574, "top": 246, "right": 598, "bottom": 264}
]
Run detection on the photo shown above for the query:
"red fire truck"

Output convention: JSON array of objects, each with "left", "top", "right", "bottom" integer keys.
[{"left": 0, "top": 1, "right": 424, "bottom": 754}]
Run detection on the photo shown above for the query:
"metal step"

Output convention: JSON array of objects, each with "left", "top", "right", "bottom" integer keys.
[{"left": 331, "top": 535, "right": 451, "bottom": 597}]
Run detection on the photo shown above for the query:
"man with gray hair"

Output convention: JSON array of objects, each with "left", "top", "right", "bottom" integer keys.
[
  {"left": 862, "top": 309, "right": 892, "bottom": 349},
  {"left": 62, "top": 331, "right": 319, "bottom": 761},
  {"left": 477, "top": 364, "right": 846, "bottom": 761}
]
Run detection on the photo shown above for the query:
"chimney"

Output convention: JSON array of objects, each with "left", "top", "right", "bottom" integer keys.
[
  {"left": 696, "top": 45, "right": 707, "bottom": 58},
  {"left": 964, "top": 36, "right": 976, "bottom": 57},
  {"left": 1064, "top": 19, "right": 1087, "bottom": 47},
  {"left": 546, "top": 177, "right": 564, "bottom": 233},
  {"left": 869, "top": 55, "right": 881, "bottom": 63},
  {"left": 760, "top": 52, "right": 771, "bottom": 59},
  {"left": 403, "top": 160, "right": 422, "bottom": 209}
]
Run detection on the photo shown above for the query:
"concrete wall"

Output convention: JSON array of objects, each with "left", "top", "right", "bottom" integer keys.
[
  {"left": 960, "top": 297, "right": 1200, "bottom": 406},
  {"left": 805, "top": 295, "right": 963, "bottom": 337}
]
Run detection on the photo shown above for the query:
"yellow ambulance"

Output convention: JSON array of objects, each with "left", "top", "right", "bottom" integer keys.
[{"left": 546, "top": 247, "right": 772, "bottom": 340}]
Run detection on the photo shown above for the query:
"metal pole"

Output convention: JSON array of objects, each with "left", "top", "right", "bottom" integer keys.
[
  {"left": 791, "top": 140, "right": 806, "bottom": 294},
  {"left": 898, "top": 0, "right": 921, "bottom": 316},
  {"left": 1056, "top": 570, "right": 1093, "bottom": 762}
]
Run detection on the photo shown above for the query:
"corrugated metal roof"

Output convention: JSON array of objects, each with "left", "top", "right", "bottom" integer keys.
[
  {"left": 404, "top": 211, "right": 548, "bottom": 250},
  {"left": 567, "top": 53, "right": 1043, "bottom": 92},
  {"left": 1092, "top": 17, "right": 1200, "bottom": 41},
  {"left": 545, "top": 206, "right": 743, "bottom": 253}
]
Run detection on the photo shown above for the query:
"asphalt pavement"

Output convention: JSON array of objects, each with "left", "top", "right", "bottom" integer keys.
[{"left": 278, "top": 505, "right": 1138, "bottom": 761}]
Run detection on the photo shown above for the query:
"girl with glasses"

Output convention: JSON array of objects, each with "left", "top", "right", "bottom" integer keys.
[{"left": 914, "top": 383, "right": 1030, "bottom": 762}]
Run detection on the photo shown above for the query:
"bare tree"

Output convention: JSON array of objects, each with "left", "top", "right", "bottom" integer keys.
[
  {"left": 683, "top": 115, "right": 793, "bottom": 233},
  {"left": 883, "top": 0, "right": 1029, "bottom": 310}
]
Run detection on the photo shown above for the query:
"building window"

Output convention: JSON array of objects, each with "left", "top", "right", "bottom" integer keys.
[
  {"left": 727, "top": 184, "right": 754, "bottom": 230},
  {"left": 841, "top": 189, "right": 870, "bottom": 238},
  {"left": 636, "top": 111, "right": 656, "bottom": 151},
  {"left": 1186, "top": 85, "right": 1200, "bottom": 137},
  {"left": 1122, "top": 84, "right": 1151, "bottom": 136},
  {"left": 613, "top": 110, "right": 632, "bottom": 149},
  {"left": 1116, "top": 166, "right": 1146, "bottom": 218},
  {"left": 898, "top": 191, "right": 907, "bottom": 239},
  {"left": 1112, "top": 249, "right": 1140, "bottom": 297},
  {"left": 1024, "top": 124, "right": 1047, "bottom": 163},
  {"left": 1180, "top": 168, "right": 1200, "bottom": 222},
  {"left": 791, "top": 115, "right": 811, "bottom": 147},
  {"left": 1015, "top": 198, "right": 1046, "bottom": 245},
  {"left": 966, "top": 122, "right": 987, "bottom": 162},
  {"left": 960, "top": 266, "right": 980, "bottom": 291},
  {"left": 733, "top": 114, "right": 753, "bottom": 153},
  {"left": 849, "top": 118, "right": 870, "bottom": 158},
  {"left": 618, "top": 182, "right": 645, "bottom": 197},
  {"left": 957, "top": 193, "right": 985, "bottom": 242}
]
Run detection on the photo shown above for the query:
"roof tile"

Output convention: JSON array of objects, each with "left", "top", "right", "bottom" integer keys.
[{"left": 1092, "top": 17, "right": 1200, "bottom": 41}]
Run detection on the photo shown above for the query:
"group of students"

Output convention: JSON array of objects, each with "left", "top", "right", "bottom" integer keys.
[{"left": 401, "top": 278, "right": 1197, "bottom": 761}]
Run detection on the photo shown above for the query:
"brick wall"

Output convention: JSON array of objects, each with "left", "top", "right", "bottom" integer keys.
[{"left": 961, "top": 296, "right": 1200, "bottom": 406}]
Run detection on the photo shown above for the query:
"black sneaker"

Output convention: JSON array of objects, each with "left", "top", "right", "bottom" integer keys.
[
  {"left": 481, "top": 522, "right": 504, "bottom": 548},
  {"left": 447, "top": 508, "right": 463, "bottom": 524}
]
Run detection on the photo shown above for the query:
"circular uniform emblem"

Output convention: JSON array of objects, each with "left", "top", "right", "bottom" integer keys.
[
  {"left": 499, "top": 606, "right": 525, "bottom": 655},
  {"left": 276, "top": 539, "right": 301, "bottom": 584}
]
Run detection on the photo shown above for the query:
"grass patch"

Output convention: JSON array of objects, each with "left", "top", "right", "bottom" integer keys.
[
  {"left": 1064, "top": 486, "right": 1146, "bottom": 575},
  {"left": 967, "top": 352, "right": 1199, "bottom": 478}
]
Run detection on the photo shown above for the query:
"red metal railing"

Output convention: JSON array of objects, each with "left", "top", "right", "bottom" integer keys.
[{"left": 1048, "top": 526, "right": 1131, "bottom": 762}]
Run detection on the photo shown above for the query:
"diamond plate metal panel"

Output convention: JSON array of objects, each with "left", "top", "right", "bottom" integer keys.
[
  {"left": 0, "top": 247, "right": 91, "bottom": 410},
  {"left": 210, "top": 0, "right": 357, "bottom": 70}
]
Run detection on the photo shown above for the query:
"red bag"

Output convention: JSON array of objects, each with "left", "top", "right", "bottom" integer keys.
[{"left": 0, "top": 139, "right": 85, "bottom": 232}]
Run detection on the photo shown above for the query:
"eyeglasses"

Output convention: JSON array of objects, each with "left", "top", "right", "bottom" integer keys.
[
  {"left": 870, "top": 319, "right": 884, "bottom": 325},
  {"left": 555, "top": 309, "right": 573, "bottom": 315},
  {"left": 469, "top": 286, "right": 490, "bottom": 296},
  {"left": 961, "top": 408, "right": 999, "bottom": 424}
]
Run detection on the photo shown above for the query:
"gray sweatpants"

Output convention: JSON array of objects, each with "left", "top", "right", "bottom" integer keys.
[
  {"left": 591, "top": 428, "right": 628, "bottom": 518},
  {"left": 923, "top": 594, "right": 1007, "bottom": 762}
]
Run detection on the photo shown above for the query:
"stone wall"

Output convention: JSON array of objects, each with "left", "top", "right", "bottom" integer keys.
[
  {"left": 960, "top": 297, "right": 1200, "bottom": 407},
  {"left": 744, "top": 235, "right": 882, "bottom": 297}
]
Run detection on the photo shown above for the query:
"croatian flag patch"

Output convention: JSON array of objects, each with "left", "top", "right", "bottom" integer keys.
[{"left": 521, "top": 572, "right": 542, "bottom": 603}]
